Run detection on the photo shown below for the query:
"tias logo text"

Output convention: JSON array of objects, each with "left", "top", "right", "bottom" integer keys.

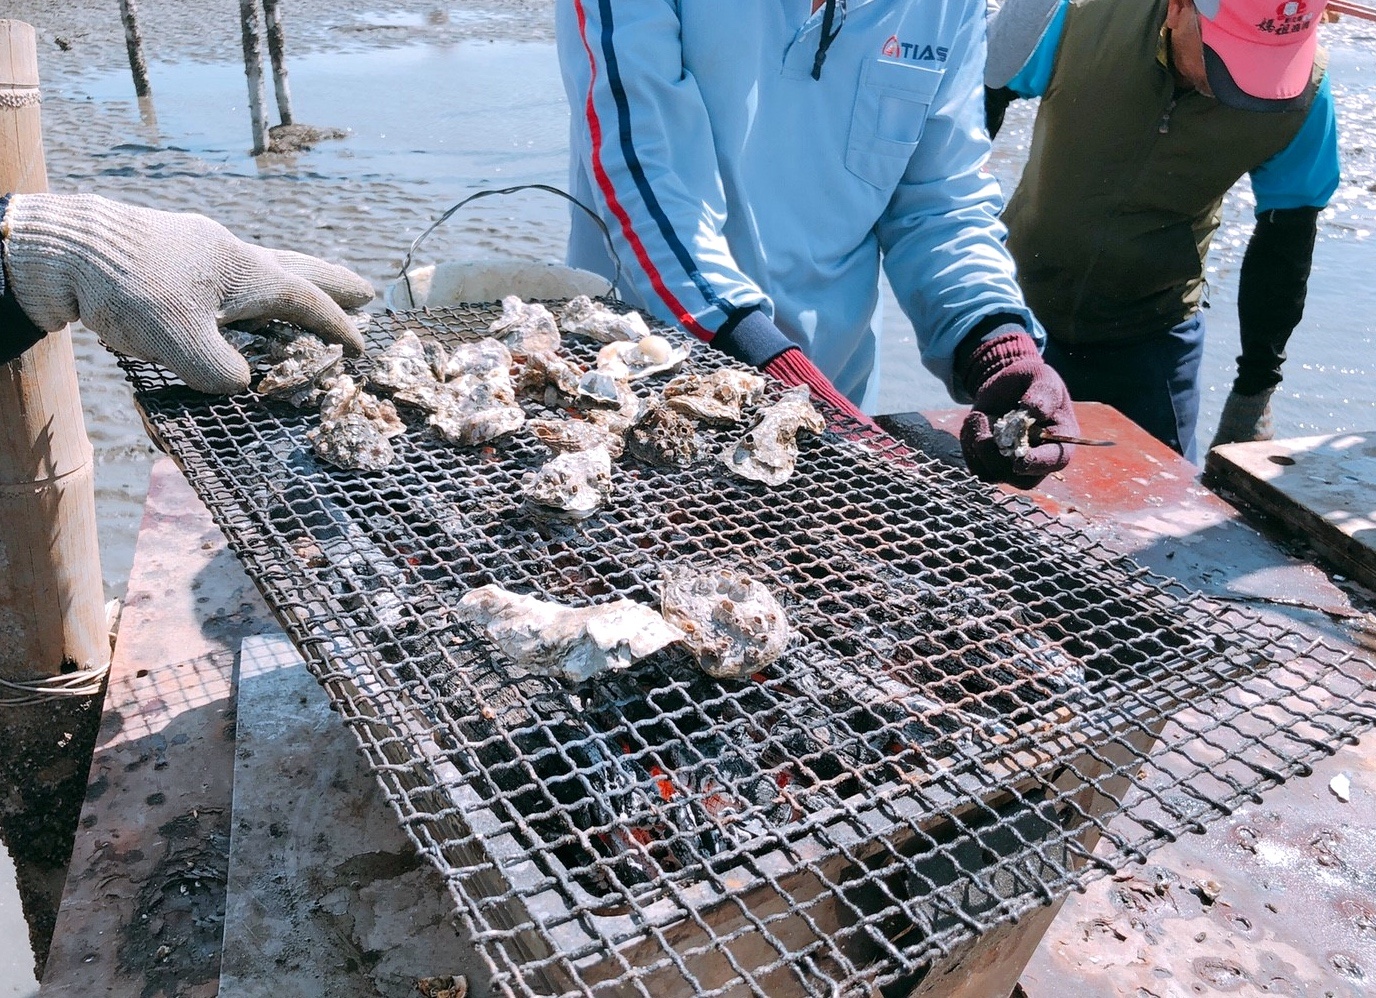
[{"left": 881, "top": 34, "right": 949, "bottom": 61}]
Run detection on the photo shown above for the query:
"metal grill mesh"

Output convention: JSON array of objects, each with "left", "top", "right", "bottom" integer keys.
[{"left": 120, "top": 303, "right": 1376, "bottom": 997}]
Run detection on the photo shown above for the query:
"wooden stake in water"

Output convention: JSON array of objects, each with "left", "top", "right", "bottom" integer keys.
[
  {"left": 116, "top": 0, "right": 152, "bottom": 98},
  {"left": 0, "top": 20, "right": 108, "bottom": 689},
  {"left": 262, "top": 0, "right": 294, "bottom": 126},
  {"left": 238, "top": 0, "right": 269, "bottom": 154}
]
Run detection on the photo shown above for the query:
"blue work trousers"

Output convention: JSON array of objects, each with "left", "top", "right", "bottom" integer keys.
[{"left": 1043, "top": 313, "right": 1206, "bottom": 464}]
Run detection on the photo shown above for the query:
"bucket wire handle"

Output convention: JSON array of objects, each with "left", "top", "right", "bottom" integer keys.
[{"left": 396, "top": 183, "right": 624, "bottom": 307}]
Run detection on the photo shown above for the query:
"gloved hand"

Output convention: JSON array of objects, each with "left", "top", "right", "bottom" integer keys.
[
  {"left": 1210, "top": 386, "right": 1275, "bottom": 448},
  {"left": 763, "top": 347, "right": 883, "bottom": 437},
  {"left": 959, "top": 330, "right": 1077, "bottom": 487},
  {"left": 3, "top": 193, "right": 374, "bottom": 393}
]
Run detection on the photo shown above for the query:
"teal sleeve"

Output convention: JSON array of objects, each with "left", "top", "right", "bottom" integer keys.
[
  {"left": 1250, "top": 74, "right": 1341, "bottom": 214},
  {"left": 1002, "top": 0, "right": 1068, "bottom": 99}
]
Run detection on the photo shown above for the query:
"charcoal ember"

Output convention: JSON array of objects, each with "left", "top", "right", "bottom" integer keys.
[
  {"left": 720, "top": 385, "right": 826, "bottom": 486},
  {"left": 625, "top": 400, "right": 705, "bottom": 469},
  {"left": 558, "top": 294, "right": 651, "bottom": 343},
  {"left": 488, "top": 295, "right": 561, "bottom": 356},
  {"left": 659, "top": 565, "right": 791, "bottom": 679}
]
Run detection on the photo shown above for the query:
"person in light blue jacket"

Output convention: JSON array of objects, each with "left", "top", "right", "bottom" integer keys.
[{"left": 555, "top": 0, "right": 1080, "bottom": 487}]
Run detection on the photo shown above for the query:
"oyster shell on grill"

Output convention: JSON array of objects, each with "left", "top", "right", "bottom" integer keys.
[
  {"left": 721, "top": 386, "right": 825, "bottom": 486},
  {"left": 489, "top": 295, "right": 561, "bottom": 356},
  {"left": 558, "top": 294, "right": 650, "bottom": 343},
  {"left": 596, "top": 335, "right": 690, "bottom": 381},
  {"left": 583, "top": 378, "right": 644, "bottom": 443},
  {"left": 306, "top": 375, "right": 404, "bottom": 471},
  {"left": 625, "top": 400, "right": 705, "bottom": 468},
  {"left": 457, "top": 584, "right": 685, "bottom": 683},
  {"left": 659, "top": 565, "right": 791, "bottom": 680},
  {"left": 256, "top": 334, "right": 344, "bottom": 405},
  {"left": 426, "top": 378, "right": 526, "bottom": 446},
  {"left": 522, "top": 445, "right": 614, "bottom": 520},
  {"left": 436, "top": 338, "right": 514, "bottom": 382},
  {"left": 529, "top": 417, "right": 624, "bottom": 458},
  {"left": 663, "top": 369, "right": 767, "bottom": 425},
  {"left": 370, "top": 330, "right": 443, "bottom": 393},
  {"left": 517, "top": 350, "right": 585, "bottom": 403}
]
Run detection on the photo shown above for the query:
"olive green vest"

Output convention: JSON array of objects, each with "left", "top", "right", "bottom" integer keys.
[{"left": 1004, "top": 0, "right": 1325, "bottom": 346}]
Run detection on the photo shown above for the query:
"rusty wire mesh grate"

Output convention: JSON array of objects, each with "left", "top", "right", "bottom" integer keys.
[{"left": 121, "top": 302, "right": 1376, "bottom": 997}]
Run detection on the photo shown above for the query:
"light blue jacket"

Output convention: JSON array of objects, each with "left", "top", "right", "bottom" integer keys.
[{"left": 555, "top": 0, "right": 1041, "bottom": 408}]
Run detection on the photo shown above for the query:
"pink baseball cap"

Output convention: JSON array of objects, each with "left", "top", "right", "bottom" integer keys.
[{"left": 1194, "top": 0, "right": 1326, "bottom": 111}]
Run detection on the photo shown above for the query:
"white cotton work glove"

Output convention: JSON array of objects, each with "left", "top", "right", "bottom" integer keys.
[
  {"left": 1, "top": 193, "right": 374, "bottom": 393},
  {"left": 1210, "top": 386, "right": 1275, "bottom": 448}
]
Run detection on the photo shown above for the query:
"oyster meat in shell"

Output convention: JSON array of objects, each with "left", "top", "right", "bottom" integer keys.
[
  {"left": 596, "top": 334, "right": 690, "bottom": 381},
  {"left": 458, "top": 584, "right": 685, "bottom": 683},
  {"left": 991, "top": 408, "right": 1038, "bottom": 460},
  {"left": 626, "top": 400, "right": 704, "bottom": 468},
  {"left": 721, "top": 386, "right": 825, "bottom": 486},
  {"left": 558, "top": 294, "right": 651, "bottom": 343},
  {"left": 659, "top": 566, "right": 790, "bottom": 680},
  {"left": 306, "top": 375, "right": 405, "bottom": 471},
  {"left": 663, "top": 369, "right": 767, "bottom": 425},
  {"left": 522, "top": 445, "right": 614, "bottom": 520},
  {"left": 488, "top": 295, "right": 561, "bottom": 356}
]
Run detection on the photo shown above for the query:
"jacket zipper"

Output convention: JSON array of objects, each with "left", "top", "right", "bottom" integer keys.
[{"left": 1158, "top": 96, "right": 1178, "bottom": 134}]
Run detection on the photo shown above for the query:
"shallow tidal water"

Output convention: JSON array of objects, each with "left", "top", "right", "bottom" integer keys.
[{"left": 2, "top": 4, "right": 1374, "bottom": 988}]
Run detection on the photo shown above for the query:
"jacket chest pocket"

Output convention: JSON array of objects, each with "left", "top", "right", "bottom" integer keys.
[{"left": 846, "top": 60, "right": 944, "bottom": 190}]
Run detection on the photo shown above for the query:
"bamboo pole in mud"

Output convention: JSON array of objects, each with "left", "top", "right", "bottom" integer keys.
[
  {"left": 0, "top": 24, "right": 109, "bottom": 971},
  {"left": 116, "top": 0, "right": 152, "bottom": 98},
  {"left": 0, "top": 20, "right": 108, "bottom": 688},
  {"left": 262, "top": 0, "right": 294, "bottom": 126},
  {"left": 238, "top": 0, "right": 270, "bottom": 154}
]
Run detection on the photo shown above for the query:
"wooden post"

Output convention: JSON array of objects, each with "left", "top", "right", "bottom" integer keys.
[
  {"left": 0, "top": 19, "right": 109, "bottom": 976},
  {"left": 0, "top": 20, "right": 107, "bottom": 687},
  {"left": 261, "top": 0, "right": 294, "bottom": 126},
  {"left": 238, "top": 0, "right": 269, "bottom": 155},
  {"left": 116, "top": 0, "right": 151, "bottom": 98}
]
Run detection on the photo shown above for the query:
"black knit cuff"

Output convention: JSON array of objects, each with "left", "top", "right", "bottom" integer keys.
[
  {"left": 711, "top": 307, "right": 795, "bottom": 370},
  {"left": 0, "top": 193, "right": 50, "bottom": 365}
]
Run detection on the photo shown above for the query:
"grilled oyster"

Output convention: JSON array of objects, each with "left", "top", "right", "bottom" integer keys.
[
  {"left": 256, "top": 334, "right": 344, "bottom": 405},
  {"left": 558, "top": 294, "right": 650, "bottom": 343},
  {"left": 489, "top": 295, "right": 560, "bottom": 356},
  {"left": 457, "top": 584, "right": 685, "bottom": 683},
  {"left": 517, "top": 350, "right": 584, "bottom": 403},
  {"left": 426, "top": 377, "right": 525, "bottom": 446},
  {"left": 529, "top": 417, "right": 624, "bottom": 458},
  {"left": 659, "top": 565, "right": 791, "bottom": 680},
  {"left": 522, "top": 445, "right": 614, "bottom": 520},
  {"left": 596, "top": 335, "right": 690, "bottom": 381},
  {"left": 992, "top": 408, "right": 1038, "bottom": 460},
  {"left": 721, "top": 386, "right": 825, "bottom": 486},
  {"left": 437, "top": 338, "right": 514, "bottom": 382},
  {"left": 306, "top": 375, "right": 404, "bottom": 471},
  {"left": 370, "top": 330, "right": 442, "bottom": 393},
  {"left": 663, "top": 369, "right": 767, "bottom": 425},
  {"left": 626, "top": 400, "right": 704, "bottom": 468}
]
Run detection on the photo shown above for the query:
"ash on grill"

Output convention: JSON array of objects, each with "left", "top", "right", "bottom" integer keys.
[{"left": 120, "top": 298, "right": 1376, "bottom": 998}]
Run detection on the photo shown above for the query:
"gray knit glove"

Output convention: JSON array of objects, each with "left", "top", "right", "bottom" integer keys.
[
  {"left": 1210, "top": 386, "right": 1275, "bottom": 448},
  {"left": 2, "top": 193, "right": 373, "bottom": 393}
]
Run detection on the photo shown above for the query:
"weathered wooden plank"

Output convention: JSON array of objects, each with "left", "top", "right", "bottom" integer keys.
[{"left": 1205, "top": 432, "right": 1376, "bottom": 591}]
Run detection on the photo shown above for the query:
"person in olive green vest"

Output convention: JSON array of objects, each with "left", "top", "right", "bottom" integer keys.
[{"left": 983, "top": 0, "right": 1340, "bottom": 462}]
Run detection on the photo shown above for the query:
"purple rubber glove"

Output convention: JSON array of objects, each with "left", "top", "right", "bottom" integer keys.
[{"left": 959, "top": 331, "right": 1077, "bottom": 487}]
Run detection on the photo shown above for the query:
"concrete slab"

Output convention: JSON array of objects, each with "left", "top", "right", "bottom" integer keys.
[
  {"left": 40, "top": 459, "right": 274, "bottom": 997},
  {"left": 1206, "top": 431, "right": 1376, "bottom": 592},
  {"left": 220, "top": 633, "right": 484, "bottom": 997}
]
